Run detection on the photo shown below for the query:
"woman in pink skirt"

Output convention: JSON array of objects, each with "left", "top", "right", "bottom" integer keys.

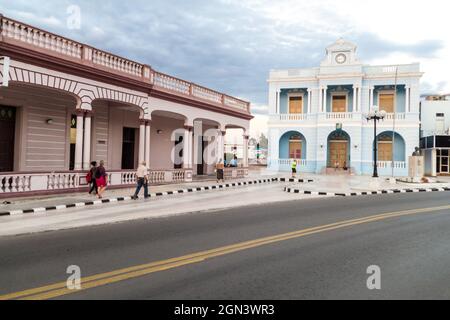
[{"left": 95, "top": 160, "right": 108, "bottom": 199}]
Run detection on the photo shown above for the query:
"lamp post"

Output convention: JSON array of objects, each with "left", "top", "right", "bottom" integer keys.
[{"left": 365, "top": 106, "right": 386, "bottom": 178}]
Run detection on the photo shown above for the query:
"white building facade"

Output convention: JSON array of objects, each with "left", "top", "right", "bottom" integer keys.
[
  {"left": 420, "top": 95, "right": 450, "bottom": 176},
  {"left": 267, "top": 39, "right": 422, "bottom": 176}
]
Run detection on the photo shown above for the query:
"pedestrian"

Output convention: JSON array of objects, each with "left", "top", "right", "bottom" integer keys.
[
  {"left": 291, "top": 159, "right": 297, "bottom": 178},
  {"left": 334, "top": 160, "right": 339, "bottom": 171},
  {"left": 132, "top": 161, "right": 150, "bottom": 200},
  {"left": 87, "top": 161, "right": 98, "bottom": 195},
  {"left": 95, "top": 160, "right": 107, "bottom": 199},
  {"left": 230, "top": 156, "right": 238, "bottom": 168},
  {"left": 216, "top": 159, "right": 225, "bottom": 183}
]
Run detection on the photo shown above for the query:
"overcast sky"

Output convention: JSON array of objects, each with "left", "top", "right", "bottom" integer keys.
[{"left": 1, "top": 0, "right": 449, "bottom": 136}]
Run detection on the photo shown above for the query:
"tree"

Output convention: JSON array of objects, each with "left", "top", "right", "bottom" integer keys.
[{"left": 258, "top": 133, "right": 268, "bottom": 149}]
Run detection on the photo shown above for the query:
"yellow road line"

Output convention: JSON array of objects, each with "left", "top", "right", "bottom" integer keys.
[{"left": 2, "top": 204, "right": 450, "bottom": 300}]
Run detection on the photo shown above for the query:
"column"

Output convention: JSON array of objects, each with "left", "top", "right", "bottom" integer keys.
[
  {"left": 183, "top": 126, "right": 193, "bottom": 169},
  {"left": 138, "top": 120, "right": 146, "bottom": 164},
  {"left": 74, "top": 109, "right": 84, "bottom": 170},
  {"left": 307, "top": 89, "right": 312, "bottom": 114},
  {"left": 323, "top": 86, "right": 328, "bottom": 113},
  {"left": 353, "top": 86, "right": 357, "bottom": 112},
  {"left": 357, "top": 86, "right": 362, "bottom": 112},
  {"left": 243, "top": 134, "right": 249, "bottom": 168},
  {"left": 145, "top": 121, "right": 151, "bottom": 166},
  {"left": 369, "top": 86, "right": 374, "bottom": 110},
  {"left": 405, "top": 85, "right": 410, "bottom": 112},
  {"left": 319, "top": 87, "right": 323, "bottom": 113},
  {"left": 215, "top": 129, "right": 225, "bottom": 163},
  {"left": 276, "top": 89, "right": 281, "bottom": 114},
  {"left": 82, "top": 111, "right": 92, "bottom": 170}
]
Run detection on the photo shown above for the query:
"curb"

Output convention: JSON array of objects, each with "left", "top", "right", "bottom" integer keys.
[
  {"left": 284, "top": 187, "right": 450, "bottom": 197},
  {"left": 0, "top": 177, "right": 314, "bottom": 217}
]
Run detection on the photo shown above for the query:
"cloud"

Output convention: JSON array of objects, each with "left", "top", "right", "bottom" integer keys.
[{"left": 0, "top": 0, "right": 447, "bottom": 111}]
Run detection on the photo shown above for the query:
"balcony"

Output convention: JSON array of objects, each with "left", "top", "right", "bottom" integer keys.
[
  {"left": 0, "top": 16, "right": 251, "bottom": 115},
  {"left": 325, "top": 112, "right": 357, "bottom": 120},
  {"left": 269, "top": 114, "right": 310, "bottom": 122}
]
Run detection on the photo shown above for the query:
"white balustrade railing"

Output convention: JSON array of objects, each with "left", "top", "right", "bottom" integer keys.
[
  {"left": 153, "top": 72, "right": 191, "bottom": 95},
  {"left": 0, "top": 169, "right": 193, "bottom": 195},
  {"left": 2, "top": 17, "right": 83, "bottom": 59},
  {"left": 278, "top": 159, "right": 308, "bottom": 167},
  {"left": 223, "top": 96, "right": 249, "bottom": 111},
  {"left": 1, "top": 15, "right": 251, "bottom": 114},
  {"left": 223, "top": 168, "right": 248, "bottom": 179},
  {"left": 1, "top": 172, "right": 80, "bottom": 194},
  {"left": 326, "top": 112, "right": 355, "bottom": 120},
  {"left": 377, "top": 161, "right": 407, "bottom": 169},
  {"left": 384, "top": 113, "right": 406, "bottom": 120},
  {"left": 192, "top": 85, "right": 222, "bottom": 104},
  {"left": 271, "top": 114, "right": 308, "bottom": 121},
  {"left": 92, "top": 50, "right": 143, "bottom": 77}
]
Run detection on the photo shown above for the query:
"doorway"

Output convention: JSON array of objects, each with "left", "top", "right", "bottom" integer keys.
[
  {"left": 0, "top": 106, "right": 16, "bottom": 172},
  {"left": 332, "top": 95, "right": 347, "bottom": 113},
  {"left": 328, "top": 141, "right": 348, "bottom": 168},
  {"left": 121, "top": 127, "right": 136, "bottom": 170}
]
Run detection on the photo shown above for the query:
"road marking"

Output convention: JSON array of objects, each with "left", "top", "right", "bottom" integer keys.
[{"left": 2, "top": 204, "right": 450, "bottom": 300}]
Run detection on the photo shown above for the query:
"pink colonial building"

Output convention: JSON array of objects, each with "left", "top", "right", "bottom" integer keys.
[{"left": 0, "top": 15, "right": 252, "bottom": 198}]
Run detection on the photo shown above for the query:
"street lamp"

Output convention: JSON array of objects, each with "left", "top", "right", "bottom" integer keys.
[{"left": 365, "top": 106, "right": 387, "bottom": 178}]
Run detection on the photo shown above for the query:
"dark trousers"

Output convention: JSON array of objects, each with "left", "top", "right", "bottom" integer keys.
[
  {"left": 89, "top": 180, "right": 98, "bottom": 194},
  {"left": 133, "top": 178, "right": 149, "bottom": 198}
]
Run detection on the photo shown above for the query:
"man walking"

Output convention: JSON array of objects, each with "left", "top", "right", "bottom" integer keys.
[
  {"left": 291, "top": 159, "right": 297, "bottom": 178},
  {"left": 132, "top": 161, "right": 150, "bottom": 200}
]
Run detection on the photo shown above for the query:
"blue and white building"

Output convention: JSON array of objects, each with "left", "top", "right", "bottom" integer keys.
[{"left": 267, "top": 39, "right": 422, "bottom": 176}]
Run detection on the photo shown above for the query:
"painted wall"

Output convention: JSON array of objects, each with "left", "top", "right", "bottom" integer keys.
[
  {"left": 421, "top": 100, "right": 450, "bottom": 136},
  {"left": 279, "top": 131, "right": 307, "bottom": 159}
]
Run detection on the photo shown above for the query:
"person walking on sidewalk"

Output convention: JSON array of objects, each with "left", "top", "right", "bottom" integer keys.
[
  {"left": 96, "top": 160, "right": 108, "bottom": 199},
  {"left": 132, "top": 161, "right": 150, "bottom": 200},
  {"left": 216, "top": 159, "right": 225, "bottom": 183},
  {"left": 291, "top": 159, "right": 298, "bottom": 178},
  {"left": 87, "top": 161, "right": 98, "bottom": 195}
]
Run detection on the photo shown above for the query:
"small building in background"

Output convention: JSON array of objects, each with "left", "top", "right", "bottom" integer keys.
[{"left": 420, "top": 94, "right": 450, "bottom": 176}]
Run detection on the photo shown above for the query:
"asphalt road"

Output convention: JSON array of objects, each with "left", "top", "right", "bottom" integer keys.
[{"left": 0, "top": 192, "right": 450, "bottom": 300}]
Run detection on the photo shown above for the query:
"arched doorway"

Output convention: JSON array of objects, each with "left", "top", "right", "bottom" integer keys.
[
  {"left": 279, "top": 131, "right": 307, "bottom": 160},
  {"left": 327, "top": 130, "right": 351, "bottom": 168},
  {"left": 375, "top": 131, "right": 406, "bottom": 162}
]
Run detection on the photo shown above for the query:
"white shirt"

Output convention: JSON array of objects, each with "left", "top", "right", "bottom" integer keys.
[{"left": 136, "top": 165, "right": 149, "bottom": 178}]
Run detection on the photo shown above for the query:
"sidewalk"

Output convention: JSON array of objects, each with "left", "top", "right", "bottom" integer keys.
[{"left": 0, "top": 176, "right": 280, "bottom": 214}]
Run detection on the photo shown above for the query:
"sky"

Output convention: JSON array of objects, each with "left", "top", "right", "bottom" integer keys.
[{"left": 1, "top": 0, "right": 449, "bottom": 138}]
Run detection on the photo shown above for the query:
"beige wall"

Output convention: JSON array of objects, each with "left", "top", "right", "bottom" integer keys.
[
  {"left": 107, "top": 106, "right": 141, "bottom": 170},
  {"left": 150, "top": 115, "right": 185, "bottom": 170},
  {"left": 0, "top": 84, "right": 76, "bottom": 172}
]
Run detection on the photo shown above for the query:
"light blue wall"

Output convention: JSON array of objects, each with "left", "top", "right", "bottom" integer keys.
[
  {"left": 374, "top": 85, "right": 406, "bottom": 113},
  {"left": 325, "top": 85, "right": 354, "bottom": 113},
  {"left": 280, "top": 89, "right": 309, "bottom": 114},
  {"left": 279, "top": 131, "right": 307, "bottom": 159},
  {"left": 374, "top": 131, "right": 406, "bottom": 161}
]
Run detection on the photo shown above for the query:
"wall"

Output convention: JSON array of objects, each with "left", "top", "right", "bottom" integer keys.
[
  {"left": 0, "top": 84, "right": 77, "bottom": 172},
  {"left": 421, "top": 100, "right": 450, "bottom": 136},
  {"left": 108, "top": 107, "right": 141, "bottom": 170},
  {"left": 149, "top": 115, "right": 185, "bottom": 169}
]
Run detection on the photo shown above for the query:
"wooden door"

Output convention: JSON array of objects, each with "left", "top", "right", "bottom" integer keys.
[
  {"left": 379, "top": 94, "right": 394, "bottom": 113},
  {"left": 332, "top": 95, "right": 346, "bottom": 113},
  {"left": 289, "top": 97, "right": 303, "bottom": 114},
  {"left": 329, "top": 142, "right": 348, "bottom": 168},
  {"left": 289, "top": 141, "right": 302, "bottom": 159},
  {"left": 0, "top": 106, "right": 16, "bottom": 172},
  {"left": 378, "top": 142, "right": 393, "bottom": 161}
]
